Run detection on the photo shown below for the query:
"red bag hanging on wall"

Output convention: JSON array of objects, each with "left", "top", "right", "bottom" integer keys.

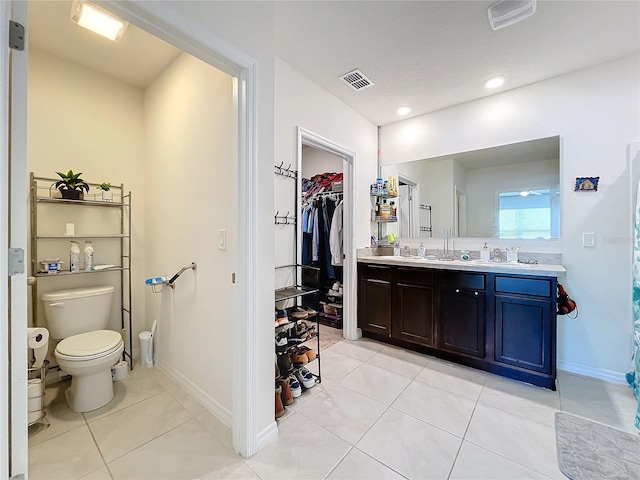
[{"left": 557, "top": 283, "right": 578, "bottom": 318}]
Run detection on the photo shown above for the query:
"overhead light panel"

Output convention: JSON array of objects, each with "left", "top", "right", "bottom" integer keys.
[
  {"left": 484, "top": 76, "right": 505, "bottom": 89},
  {"left": 70, "top": 0, "right": 129, "bottom": 41},
  {"left": 397, "top": 106, "right": 411, "bottom": 116}
]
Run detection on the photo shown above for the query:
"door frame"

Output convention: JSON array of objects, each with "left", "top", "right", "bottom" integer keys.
[
  {"left": 296, "top": 128, "right": 359, "bottom": 341},
  {"left": 4, "top": 0, "right": 262, "bottom": 462}
]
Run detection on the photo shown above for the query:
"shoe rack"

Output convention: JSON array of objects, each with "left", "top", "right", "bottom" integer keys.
[{"left": 274, "top": 264, "right": 322, "bottom": 419}]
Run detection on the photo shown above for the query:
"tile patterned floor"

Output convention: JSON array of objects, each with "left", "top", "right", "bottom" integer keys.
[{"left": 29, "top": 338, "right": 639, "bottom": 479}]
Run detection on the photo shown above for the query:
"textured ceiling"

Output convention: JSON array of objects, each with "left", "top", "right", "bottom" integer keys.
[
  {"left": 275, "top": 1, "right": 640, "bottom": 126},
  {"left": 27, "top": 1, "right": 640, "bottom": 121}
]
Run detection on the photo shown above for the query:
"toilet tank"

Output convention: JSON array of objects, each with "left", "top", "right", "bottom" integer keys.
[{"left": 42, "top": 286, "right": 115, "bottom": 339}]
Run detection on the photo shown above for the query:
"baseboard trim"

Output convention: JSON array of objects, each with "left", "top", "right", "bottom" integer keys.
[
  {"left": 558, "top": 360, "right": 628, "bottom": 385},
  {"left": 257, "top": 421, "right": 278, "bottom": 449},
  {"left": 154, "top": 357, "right": 232, "bottom": 427}
]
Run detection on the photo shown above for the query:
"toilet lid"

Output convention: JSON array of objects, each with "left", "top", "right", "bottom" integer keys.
[{"left": 56, "top": 330, "right": 122, "bottom": 359}]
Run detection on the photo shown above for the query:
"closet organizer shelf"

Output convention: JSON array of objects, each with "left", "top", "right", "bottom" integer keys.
[
  {"left": 29, "top": 173, "right": 134, "bottom": 370},
  {"left": 275, "top": 285, "right": 319, "bottom": 303}
]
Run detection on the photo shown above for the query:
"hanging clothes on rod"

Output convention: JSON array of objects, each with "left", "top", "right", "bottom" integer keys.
[{"left": 301, "top": 192, "right": 343, "bottom": 282}]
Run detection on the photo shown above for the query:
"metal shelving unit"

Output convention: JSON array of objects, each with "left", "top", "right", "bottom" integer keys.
[{"left": 30, "top": 173, "right": 133, "bottom": 370}]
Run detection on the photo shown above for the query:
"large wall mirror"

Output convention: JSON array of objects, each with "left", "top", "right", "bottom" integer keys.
[{"left": 381, "top": 136, "right": 560, "bottom": 239}]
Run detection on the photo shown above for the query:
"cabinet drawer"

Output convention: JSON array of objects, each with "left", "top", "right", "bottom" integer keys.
[
  {"left": 396, "top": 267, "right": 433, "bottom": 285},
  {"left": 438, "top": 272, "right": 485, "bottom": 290},
  {"left": 359, "top": 263, "right": 392, "bottom": 281},
  {"left": 495, "top": 276, "right": 552, "bottom": 298}
]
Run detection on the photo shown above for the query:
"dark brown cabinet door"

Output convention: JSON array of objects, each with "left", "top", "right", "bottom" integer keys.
[
  {"left": 358, "top": 276, "right": 392, "bottom": 335},
  {"left": 439, "top": 288, "right": 486, "bottom": 358},
  {"left": 392, "top": 282, "right": 435, "bottom": 347},
  {"left": 495, "top": 294, "right": 552, "bottom": 373}
]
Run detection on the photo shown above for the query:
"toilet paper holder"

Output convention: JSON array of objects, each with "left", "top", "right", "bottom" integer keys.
[{"left": 145, "top": 262, "right": 197, "bottom": 294}]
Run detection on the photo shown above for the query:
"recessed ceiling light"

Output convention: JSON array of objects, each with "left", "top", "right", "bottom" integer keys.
[
  {"left": 397, "top": 106, "right": 411, "bottom": 116},
  {"left": 70, "top": 0, "right": 129, "bottom": 41},
  {"left": 484, "top": 76, "right": 505, "bottom": 89}
]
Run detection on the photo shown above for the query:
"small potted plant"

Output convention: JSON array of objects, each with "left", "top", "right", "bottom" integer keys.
[
  {"left": 97, "top": 182, "right": 112, "bottom": 202},
  {"left": 53, "top": 170, "right": 90, "bottom": 200}
]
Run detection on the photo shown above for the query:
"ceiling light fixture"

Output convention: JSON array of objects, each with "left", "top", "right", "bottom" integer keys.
[
  {"left": 484, "top": 76, "right": 505, "bottom": 89},
  {"left": 70, "top": 0, "right": 129, "bottom": 41},
  {"left": 397, "top": 106, "right": 411, "bottom": 116}
]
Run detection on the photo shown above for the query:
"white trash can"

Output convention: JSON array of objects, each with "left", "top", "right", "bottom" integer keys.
[{"left": 139, "top": 331, "right": 153, "bottom": 368}]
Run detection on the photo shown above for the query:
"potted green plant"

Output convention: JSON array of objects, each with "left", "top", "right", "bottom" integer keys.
[
  {"left": 97, "top": 182, "right": 112, "bottom": 202},
  {"left": 53, "top": 170, "right": 90, "bottom": 200}
]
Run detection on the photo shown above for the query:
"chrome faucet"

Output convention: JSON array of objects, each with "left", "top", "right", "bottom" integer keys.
[
  {"left": 493, "top": 248, "right": 503, "bottom": 262},
  {"left": 402, "top": 245, "right": 411, "bottom": 257}
]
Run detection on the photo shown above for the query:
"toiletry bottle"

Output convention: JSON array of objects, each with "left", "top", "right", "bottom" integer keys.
[
  {"left": 390, "top": 201, "right": 396, "bottom": 217},
  {"left": 381, "top": 199, "right": 390, "bottom": 218},
  {"left": 480, "top": 242, "right": 490, "bottom": 261},
  {"left": 418, "top": 242, "right": 426, "bottom": 258},
  {"left": 393, "top": 241, "right": 401, "bottom": 256},
  {"left": 69, "top": 241, "right": 80, "bottom": 272},
  {"left": 84, "top": 241, "right": 94, "bottom": 271},
  {"left": 376, "top": 178, "right": 383, "bottom": 193},
  {"left": 375, "top": 199, "right": 380, "bottom": 218}
]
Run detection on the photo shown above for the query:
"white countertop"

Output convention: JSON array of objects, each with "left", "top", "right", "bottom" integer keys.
[{"left": 358, "top": 255, "right": 566, "bottom": 277}]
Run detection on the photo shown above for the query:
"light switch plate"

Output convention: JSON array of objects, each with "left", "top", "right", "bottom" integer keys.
[
  {"left": 218, "top": 229, "right": 227, "bottom": 250},
  {"left": 583, "top": 232, "right": 596, "bottom": 247}
]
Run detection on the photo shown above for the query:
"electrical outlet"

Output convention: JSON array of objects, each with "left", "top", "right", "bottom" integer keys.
[{"left": 583, "top": 232, "right": 596, "bottom": 247}]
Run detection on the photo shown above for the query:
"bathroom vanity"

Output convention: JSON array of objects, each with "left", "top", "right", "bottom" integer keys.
[{"left": 357, "top": 256, "right": 565, "bottom": 389}]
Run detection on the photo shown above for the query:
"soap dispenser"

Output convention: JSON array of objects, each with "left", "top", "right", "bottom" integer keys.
[
  {"left": 417, "top": 242, "right": 426, "bottom": 258},
  {"left": 480, "top": 242, "right": 490, "bottom": 261}
]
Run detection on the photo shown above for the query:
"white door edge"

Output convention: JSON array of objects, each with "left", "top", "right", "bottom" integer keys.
[
  {"left": 296, "top": 127, "right": 359, "bottom": 341},
  {"left": 1, "top": 3, "right": 12, "bottom": 477}
]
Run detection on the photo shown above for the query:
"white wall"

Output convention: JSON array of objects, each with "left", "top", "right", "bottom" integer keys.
[
  {"left": 275, "top": 57, "right": 378, "bottom": 286},
  {"left": 165, "top": 1, "right": 276, "bottom": 437},
  {"left": 27, "top": 48, "right": 146, "bottom": 349},
  {"left": 301, "top": 146, "right": 343, "bottom": 179},
  {"left": 381, "top": 55, "right": 640, "bottom": 381},
  {"left": 144, "top": 53, "right": 235, "bottom": 418}
]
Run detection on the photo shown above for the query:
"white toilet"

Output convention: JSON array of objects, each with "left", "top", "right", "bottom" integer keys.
[{"left": 42, "top": 285, "right": 124, "bottom": 413}]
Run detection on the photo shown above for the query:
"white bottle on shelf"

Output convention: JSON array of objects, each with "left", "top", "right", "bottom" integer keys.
[
  {"left": 69, "top": 241, "right": 80, "bottom": 272},
  {"left": 84, "top": 241, "right": 94, "bottom": 271}
]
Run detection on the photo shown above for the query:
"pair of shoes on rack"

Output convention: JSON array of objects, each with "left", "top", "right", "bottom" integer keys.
[
  {"left": 291, "top": 346, "right": 316, "bottom": 367},
  {"left": 295, "top": 367, "right": 315, "bottom": 389},
  {"left": 289, "top": 306, "right": 318, "bottom": 320},
  {"left": 275, "top": 309, "right": 289, "bottom": 327}
]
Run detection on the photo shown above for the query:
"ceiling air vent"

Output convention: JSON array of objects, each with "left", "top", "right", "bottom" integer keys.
[
  {"left": 488, "top": 0, "right": 536, "bottom": 30},
  {"left": 339, "top": 69, "right": 374, "bottom": 91}
]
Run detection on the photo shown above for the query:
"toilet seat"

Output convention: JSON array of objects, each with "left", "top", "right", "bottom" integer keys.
[{"left": 55, "top": 330, "right": 123, "bottom": 361}]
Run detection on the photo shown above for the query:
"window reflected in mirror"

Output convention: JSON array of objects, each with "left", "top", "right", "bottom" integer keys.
[{"left": 381, "top": 136, "right": 560, "bottom": 240}]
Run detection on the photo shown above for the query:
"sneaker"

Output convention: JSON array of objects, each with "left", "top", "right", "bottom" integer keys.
[
  {"left": 288, "top": 375, "right": 302, "bottom": 398},
  {"left": 275, "top": 333, "right": 288, "bottom": 354},
  {"left": 302, "top": 306, "right": 317, "bottom": 316},
  {"left": 295, "top": 367, "right": 315, "bottom": 389},
  {"left": 288, "top": 306, "right": 308, "bottom": 320}
]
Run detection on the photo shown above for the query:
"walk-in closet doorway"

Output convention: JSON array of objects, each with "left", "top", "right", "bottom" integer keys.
[{"left": 296, "top": 128, "right": 358, "bottom": 342}]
